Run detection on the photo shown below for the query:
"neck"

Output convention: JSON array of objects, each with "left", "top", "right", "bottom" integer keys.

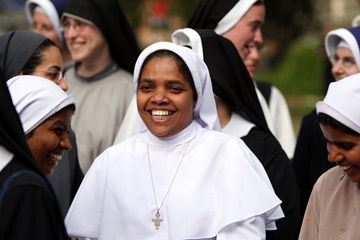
[
  {"left": 77, "top": 46, "right": 113, "bottom": 78},
  {"left": 215, "top": 97, "right": 231, "bottom": 128}
]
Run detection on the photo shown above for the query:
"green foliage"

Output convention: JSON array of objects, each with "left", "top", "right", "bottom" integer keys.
[{"left": 256, "top": 38, "right": 325, "bottom": 96}]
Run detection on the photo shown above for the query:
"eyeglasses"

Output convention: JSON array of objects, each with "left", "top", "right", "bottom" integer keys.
[
  {"left": 61, "top": 20, "right": 87, "bottom": 33},
  {"left": 332, "top": 56, "right": 357, "bottom": 69},
  {"left": 36, "top": 70, "right": 65, "bottom": 84}
]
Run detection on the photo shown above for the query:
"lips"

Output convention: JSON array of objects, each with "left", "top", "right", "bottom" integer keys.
[
  {"left": 48, "top": 153, "right": 62, "bottom": 167},
  {"left": 339, "top": 164, "right": 359, "bottom": 178},
  {"left": 150, "top": 110, "right": 174, "bottom": 120}
]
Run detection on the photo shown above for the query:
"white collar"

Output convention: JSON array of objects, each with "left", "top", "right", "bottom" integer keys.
[
  {"left": 222, "top": 112, "right": 255, "bottom": 137},
  {"left": 0, "top": 145, "right": 13, "bottom": 172},
  {"left": 143, "top": 121, "right": 198, "bottom": 147}
]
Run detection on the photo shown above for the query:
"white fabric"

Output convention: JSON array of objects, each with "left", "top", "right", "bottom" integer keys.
[
  {"left": 352, "top": 15, "right": 360, "bottom": 27},
  {"left": 134, "top": 42, "right": 221, "bottom": 132},
  {"left": 7, "top": 75, "right": 75, "bottom": 135},
  {"left": 337, "top": 40, "right": 351, "bottom": 50},
  {"left": 25, "top": 0, "right": 63, "bottom": 41},
  {"left": 172, "top": 28, "right": 295, "bottom": 158},
  {"left": 215, "top": 0, "right": 258, "bottom": 35},
  {"left": 0, "top": 145, "right": 13, "bottom": 172},
  {"left": 172, "top": 28, "right": 204, "bottom": 61},
  {"left": 267, "top": 86, "right": 295, "bottom": 159},
  {"left": 67, "top": 42, "right": 283, "bottom": 239},
  {"left": 325, "top": 28, "right": 360, "bottom": 69},
  {"left": 113, "top": 95, "right": 139, "bottom": 144},
  {"left": 222, "top": 112, "right": 255, "bottom": 137},
  {"left": 65, "top": 122, "right": 283, "bottom": 239},
  {"left": 316, "top": 73, "right": 360, "bottom": 134}
]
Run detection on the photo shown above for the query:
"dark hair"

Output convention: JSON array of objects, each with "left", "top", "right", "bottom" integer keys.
[
  {"left": 317, "top": 112, "right": 360, "bottom": 136},
  {"left": 254, "top": 0, "right": 265, "bottom": 5},
  {"left": 25, "top": 104, "right": 75, "bottom": 138},
  {"left": 138, "top": 50, "right": 198, "bottom": 102},
  {"left": 21, "top": 39, "right": 56, "bottom": 75}
]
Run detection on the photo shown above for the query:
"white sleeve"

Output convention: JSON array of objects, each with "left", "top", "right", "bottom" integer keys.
[
  {"left": 217, "top": 216, "right": 266, "bottom": 240},
  {"left": 268, "top": 86, "right": 295, "bottom": 159},
  {"left": 113, "top": 96, "right": 139, "bottom": 144}
]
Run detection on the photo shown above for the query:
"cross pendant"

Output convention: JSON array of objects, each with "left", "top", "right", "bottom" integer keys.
[{"left": 152, "top": 210, "right": 163, "bottom": 230}]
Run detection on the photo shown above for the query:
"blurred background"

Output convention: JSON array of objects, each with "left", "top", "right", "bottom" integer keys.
[{"left": 1, "top": 0, "right": 360, "bottom": 134}]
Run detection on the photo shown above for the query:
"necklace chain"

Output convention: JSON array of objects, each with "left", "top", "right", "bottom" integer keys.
[{"left": 147, "top": 140, "right": 192, "bottom": 230}]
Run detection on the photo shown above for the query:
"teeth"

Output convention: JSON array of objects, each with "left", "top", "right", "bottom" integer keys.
[
  {"left": 49, "top": 153, "right": 62, "bottom": 161},
  {"left": 152, "top": 110, "right": 171, "bottom": 116},
  {"left": 341, "top": 165, "right": 351, "bottom": 171}
]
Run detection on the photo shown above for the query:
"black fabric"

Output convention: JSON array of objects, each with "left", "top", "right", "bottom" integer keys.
[
  {"left": 64, "top": 0, "right": 140, "bottom": 73},
  {"left": 197, "top": 30, "right": 270, "bottom": 133},
  {"left": 0, "top": 31, "right": 46, "bottom": 81},
  {"left": 242, "top": 127, "right": 301, "bottom": 240},
  {"left": 0, "top": 30, "right": 72, "bottom": 237},
  {"left": 188, "top": 0, "right": 238, "bottom": 29},
  {"left": 0, "top": 30, "right": 84, "bottom": 219},
  {"left": 195, "top": 30, "right": 300, "bottom": 239},
  {"left": 0, "top": 161, "right": 68, "bottom": 240},
  {"left": 292, "top": 109, "right": 335, "bottom": 221},
  {"left": 256, "top": 80, "right": 272, "bottom": 104},
  {"left": 47, "top": 129, "right": 84, "bottom": 219},
  {"left": 0, "top": 31, "right": 46, "bottom": 168}
]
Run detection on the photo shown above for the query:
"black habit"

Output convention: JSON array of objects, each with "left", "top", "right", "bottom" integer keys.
[
  {"left": 0, "top": 31, "right": 68, "bottom": 239},
  {"left": 196, "top": 30, "right": 301, "bottom": 239}
]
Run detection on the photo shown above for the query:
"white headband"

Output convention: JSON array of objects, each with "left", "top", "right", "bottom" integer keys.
[
  {"left": 25, "top": 0, "right": 63, "bottom": 41},
  {"left": 337, "top": 40, "right": 350, "bottom": 50},
  {"left": 134, "top": 41, "right": 220, "bottom": 131},
  {"left": 171, "top": 28, "right": 204, "bottom": 60},
  {"left": 215, "top": 0, "right": 258, "bottom": 35},
  {"left": 325, "top": 28, "right": 360, "bottom": 69},
  {"left": 7, "top": 75, "right": 75, "bottom": 135},
  {"left": 316, "top": 73, "right": 360, "bottom": 133}
]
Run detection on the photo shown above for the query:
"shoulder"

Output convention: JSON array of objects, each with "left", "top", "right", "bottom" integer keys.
[
  {"left": 92, "top": 135, "right": 142, "bottom": 166},
  {"left": 313, "top": 167, "right": 342, "bottom": 192}
]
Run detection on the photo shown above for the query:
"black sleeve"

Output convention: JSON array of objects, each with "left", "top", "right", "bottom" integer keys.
[
  {"left": 69, "top": 129, "right": 84, "bottom": 201},
  {"left": 292, "top": 113, "right": 313, "bottom": 221},
  {"left": 0, "top": 176, "right": 68, "bottom": 240},
  {"left": 242, "top": 128, "right": 301, "bottom": 240}
]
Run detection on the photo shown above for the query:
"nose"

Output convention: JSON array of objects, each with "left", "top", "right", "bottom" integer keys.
[
  {"left": 254, "top": 29, "right": 263, "bottom": 45},
  {"left": 151, "top": 89, "right": 169, "bottom": 105},
  {"left": 332, "top": 60, "right": 344, "bottom": 76},
  {"left": 60, "top": 131, "right": 72, "bottom": 150},
  {"left": 327, "top": 143, "right": 344, "bottom": 164},
  {"left": 59, "top": 78, "right": 69, "bottom": 92}
]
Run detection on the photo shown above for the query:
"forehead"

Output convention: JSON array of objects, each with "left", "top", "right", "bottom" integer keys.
[
  {"left": 241, "top": 4, "right": 265, "bottom": 23},
  {"left": 33, "top": 11, "right": 51, "bottom": 23},
  {"left": 141, "top": 56, "right": 183, "bottom": 77},
  {"left": 335, "top": 47, "right": 355, "bottom": 57}
]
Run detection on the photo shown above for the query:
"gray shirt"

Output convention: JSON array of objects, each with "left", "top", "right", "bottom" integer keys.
[{"left": 66, "top": 64, "right": 134, "bottom": 173}]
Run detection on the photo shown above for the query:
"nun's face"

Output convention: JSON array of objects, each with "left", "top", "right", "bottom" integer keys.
[
  {"left": 31, "top": 11, "right": 63, "bottom": 49},
  {"left": 137, "top": 56, "right": 196, "bottom": 137},
  {"left": 320, "top": 123, "right": 360, "bottom": 183},
  {"left": 222, "top": 4, "right": 265, "bottom": 59},
  {"left": 332, "top": 47, "right": 360, "bottom": 81},
  {"left": 243, "top": 41, "right": 262, "bottom": 77},
  {"left": 26, "top": 108, "right": 73, "bottom": 176},
  {"left": 32, "top": 45, "right": 68, "bottom": 91},
  {"left": 63, "top": 17, "right": 110, "bottom": 64}
]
